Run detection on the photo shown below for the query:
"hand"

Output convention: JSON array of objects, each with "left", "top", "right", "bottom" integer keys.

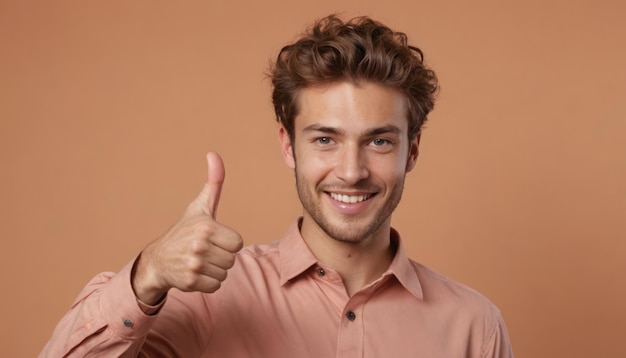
[{"left": 132, "top": 152, "right": 244, "bottom": 304}]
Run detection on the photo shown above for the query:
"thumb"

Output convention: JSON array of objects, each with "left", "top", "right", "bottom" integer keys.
[{"left": 197, "top": 152, "right": 225, "bottom": 218}]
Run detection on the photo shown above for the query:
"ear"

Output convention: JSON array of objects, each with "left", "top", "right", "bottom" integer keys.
[
  {"left": 405, "top": 133, "right": 420, "bottom": 172},
  {"left": 279, "top": 126, "right": 296, "bottom": 169}
]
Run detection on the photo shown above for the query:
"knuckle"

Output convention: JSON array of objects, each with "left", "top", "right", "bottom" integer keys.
[
  {"left": 184, "top": 256, "right": 203, "bottom": 273},
  {"left": 189, "top": 238, "right": 207, "bottom": 255},
  {"left": 180, "top": 274, "right": 199, "bottom": 291},
  {"left": 194, "top": 222, "right": 217, "bottom": 237}
]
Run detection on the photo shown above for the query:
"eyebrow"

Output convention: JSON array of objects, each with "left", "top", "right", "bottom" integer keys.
[
  {"left": 302, "top": 124, "right": 344, "bottom": 135},
  {"left": 302, "top": 124, "right": 402, "bottom": 137},
  {"left": 363, "top": 125, "right": 402, "bottom": 137}
]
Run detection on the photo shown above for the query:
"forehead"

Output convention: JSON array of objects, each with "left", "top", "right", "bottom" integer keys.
[{"left": 294, "top": 81, "right": 409, "bottom": 133}]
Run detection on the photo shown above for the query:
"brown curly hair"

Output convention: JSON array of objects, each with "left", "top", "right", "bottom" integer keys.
[{"left": 270, "top": 15, "right": 439, "bottom": 140}]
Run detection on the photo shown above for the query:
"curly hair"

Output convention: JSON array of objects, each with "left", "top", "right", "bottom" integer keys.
[{"left": 270, "top": 15, "right": 439, "bottom": 140}]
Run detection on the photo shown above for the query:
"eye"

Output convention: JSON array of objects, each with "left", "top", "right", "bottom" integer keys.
[
  {"left": 316, "top": 137, "right": 332, "bottom": 145},
  {"left": 371, "top": 138, "right": 391, "bottom": 146}
]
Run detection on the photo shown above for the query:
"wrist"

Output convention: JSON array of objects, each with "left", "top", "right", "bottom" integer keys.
[{"left": 131, "top": 252, "right": 168, "bottom": 305}]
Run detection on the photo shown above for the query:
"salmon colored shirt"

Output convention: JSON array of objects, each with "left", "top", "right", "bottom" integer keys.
[{"left": 41, "top": 220, "right": 513, "bottom": 357}]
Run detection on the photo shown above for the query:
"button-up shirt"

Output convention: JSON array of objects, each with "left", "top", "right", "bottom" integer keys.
[{"left": 41, "top": 220, "right": 514, "bottom": 357}]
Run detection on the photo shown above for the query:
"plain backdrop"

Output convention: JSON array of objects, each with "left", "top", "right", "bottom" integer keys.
[{"left": 1, "top": 1, "right": 625, "bottom": 357}]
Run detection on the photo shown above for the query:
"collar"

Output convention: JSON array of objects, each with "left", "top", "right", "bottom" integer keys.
[
  {"left": 278, "top": 219, "right": 424, "bottom": 300},
  {"left": 279, "top": 219, "right": 319, "bottom": 286},
  {"left": 384, "top": 227, "right": 424, "bottom": 300}
]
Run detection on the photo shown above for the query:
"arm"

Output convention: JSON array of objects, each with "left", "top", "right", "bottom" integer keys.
[
  {"left": 40, "top": 152, "right": 243, "bottom": 357},
  {"left": 40, "top": 261, "right": 159, "bottom": 357}
]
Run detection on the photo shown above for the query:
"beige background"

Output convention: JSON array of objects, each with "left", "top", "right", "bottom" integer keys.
[{"left": 2, "top": 1, "right": 625, "bottom": 357}]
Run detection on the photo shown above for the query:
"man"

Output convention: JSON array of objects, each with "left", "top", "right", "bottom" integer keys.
[{"left": 41, "top": 15, "right": 513, "bottom": 357}]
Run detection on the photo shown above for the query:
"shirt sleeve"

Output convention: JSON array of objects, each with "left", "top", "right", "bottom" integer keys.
[
  {"left": 481, "top": 313, "right": 515, "bottom": 358},
  {"left": 39, "top": 258, "right": 165, "bottom": 357}
]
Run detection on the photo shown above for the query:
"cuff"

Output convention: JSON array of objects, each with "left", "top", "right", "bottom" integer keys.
[{"left": 99, "top": 257, "right": 162, "bottom": 340}]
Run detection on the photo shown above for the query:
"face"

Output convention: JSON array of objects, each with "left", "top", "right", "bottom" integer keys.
[{"left": 279, "top": 81, "right": 420, "bottom": 244}]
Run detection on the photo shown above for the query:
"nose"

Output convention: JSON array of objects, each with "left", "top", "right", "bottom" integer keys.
[{"left": 334, "top": 144, "right": 369, "bottom": 185}]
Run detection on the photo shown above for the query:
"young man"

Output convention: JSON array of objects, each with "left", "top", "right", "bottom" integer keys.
[{"left": 41, "top": 15, "right": 513, "bottom": 357}]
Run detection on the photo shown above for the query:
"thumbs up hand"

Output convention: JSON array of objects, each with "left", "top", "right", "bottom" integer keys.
[{"left": 132, "top": 152, "right": 244, "bottom": 305}]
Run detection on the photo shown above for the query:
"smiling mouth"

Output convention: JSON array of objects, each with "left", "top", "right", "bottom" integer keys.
[{"left": 329, "top": 192, "right": 374, "bottom": 204}]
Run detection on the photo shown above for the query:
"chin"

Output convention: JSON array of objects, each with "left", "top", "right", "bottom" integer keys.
[{"left": 320, "top": 218, "right": 382, "bottom": 243}]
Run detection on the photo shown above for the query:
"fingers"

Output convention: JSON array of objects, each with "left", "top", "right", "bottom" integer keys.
[
  {"left": 191, "top": 247, "right": 237, "bottom": 293},
  {"left": 211, "top": 227, "right": 244, "bottom": 253},
  {"left": 202, "top": 245, "right": 237, "bottom": 272},
  {"left": 177, "top": 233, "right": 240, "bottom": 293},
  {"left": 197, "top": 152, "right": 225, "bottom": 218}
]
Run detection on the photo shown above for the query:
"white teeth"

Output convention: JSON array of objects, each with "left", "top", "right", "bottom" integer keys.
[{"left": 330, "top": 192, "right": 371, "bottom": 203}]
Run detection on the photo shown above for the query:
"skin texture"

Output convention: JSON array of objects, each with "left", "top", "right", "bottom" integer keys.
[{"left": 279, "top": 81, "right": 419, "bottom": 295}]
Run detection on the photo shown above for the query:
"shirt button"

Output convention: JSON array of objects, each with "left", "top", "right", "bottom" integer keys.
[
  {"left": 123, "top": 319, "right": 133, "bottom": 328},
  {"left": 317, "top": 268, "right": 326, "bottom": 276},
  {"left": 346, "top": 311, "right": 356, "bottom": 321}
]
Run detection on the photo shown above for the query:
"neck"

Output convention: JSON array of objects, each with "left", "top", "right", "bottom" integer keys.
[{"left": 300, "top": 217, "right": 395, "bottom": 296}]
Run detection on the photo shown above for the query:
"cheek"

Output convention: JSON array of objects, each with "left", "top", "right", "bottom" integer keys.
[
  {"left": 295, "top": 150, "right": 334, "bottom": 183},
  {"left": 370, "top": 157, "right": 408, "bottom": 182}
]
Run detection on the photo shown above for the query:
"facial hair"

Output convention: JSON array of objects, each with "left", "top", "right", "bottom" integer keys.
[{"left": 294, "top": 164, "right": 406, "bottom": 243}]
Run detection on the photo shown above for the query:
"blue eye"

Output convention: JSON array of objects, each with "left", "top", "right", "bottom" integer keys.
[
  {"left": 317, "top": 137, "right": 331, "bottom": 145},
  {"left": 372, "top": 138, "right": 390, "bottom": 146}
]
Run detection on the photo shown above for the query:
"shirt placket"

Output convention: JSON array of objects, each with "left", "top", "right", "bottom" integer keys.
[
  {"left": 335, "top": 291, "right": 370, "bottom": 357},
  {"left": 311, "top": 264, "right": 379, "bottom": 358}
]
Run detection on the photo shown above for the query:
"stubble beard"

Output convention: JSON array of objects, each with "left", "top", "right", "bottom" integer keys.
[{"left": 294, "top": 165, "right": 406, "bottom": 243}]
